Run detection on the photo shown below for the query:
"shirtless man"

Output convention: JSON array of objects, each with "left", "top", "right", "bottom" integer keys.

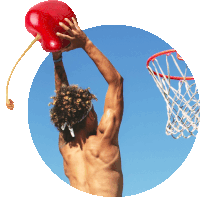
[{"left": 51, "top": 17, "right": 124, "bottom": 197}]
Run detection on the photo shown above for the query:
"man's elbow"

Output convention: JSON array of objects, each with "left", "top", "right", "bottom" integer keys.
[
  {"left": 117, "top": 75, "right": 124, "bottom": 85},
  {"left": 115, "top": 74, "right": 123, "bottom": 83},
  {"left": 109, "top": 74, "right": 123, "bottom": 86}
]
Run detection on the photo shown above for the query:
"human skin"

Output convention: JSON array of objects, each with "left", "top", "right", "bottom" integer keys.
[{"left": 52, "top": 18, "right": 124, "bottom": 197}]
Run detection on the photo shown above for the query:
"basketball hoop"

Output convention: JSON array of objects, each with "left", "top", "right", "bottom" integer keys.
[{"left": 147, "top": 49, "right": 200, "bottom": 139}]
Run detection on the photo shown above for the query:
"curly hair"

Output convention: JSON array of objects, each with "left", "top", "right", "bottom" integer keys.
[{"left": 48, "top": 83, "right": 97, "bottom": 142}]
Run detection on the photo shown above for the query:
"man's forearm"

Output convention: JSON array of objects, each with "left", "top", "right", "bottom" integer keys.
[
  {"left": 53, "top": 53, "right": 69, "bottom": 93},
  {"left": 83, "top": 39, "right": 122, "bottom": 84}
]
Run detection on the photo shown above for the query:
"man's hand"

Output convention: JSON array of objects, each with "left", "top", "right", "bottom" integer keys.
[{"left": 56, "top": 17, "right": 89, "bottom": 52}]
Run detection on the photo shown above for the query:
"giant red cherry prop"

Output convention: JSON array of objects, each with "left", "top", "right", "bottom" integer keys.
[
  {"left": 6, "top": 0, "right": 76, "bottom": 110},
  {"left": 25, "top": 0, "right": 76, "bottom": 52}
]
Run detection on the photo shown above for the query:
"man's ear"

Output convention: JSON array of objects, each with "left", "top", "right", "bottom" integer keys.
[
  {"left": 88, "top": 110, "right": 94, "bottom": 121},
  {"left": 88, "top": 110, "right": 92, "bottom": 120}
]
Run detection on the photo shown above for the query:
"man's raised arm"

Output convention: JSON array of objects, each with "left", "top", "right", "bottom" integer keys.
[
  {"left": 56, "top": 17, "right": 124, "bottom": 139},
  {"left": 52, "top": 52, "right": 69, "bottom": 93},
  {"left": 83, "top": 40, "right": 124, "bottom": 138},
  {"left": 83, "top": 40, "right": 122, "bottom": 85},
  {"left": 56, "top": 17, "right": 123, "bottom": 87}
]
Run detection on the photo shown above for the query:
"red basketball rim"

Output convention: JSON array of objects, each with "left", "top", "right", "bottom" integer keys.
[{"left": 146, "top": 49, "right": 194, "bottom": 80}]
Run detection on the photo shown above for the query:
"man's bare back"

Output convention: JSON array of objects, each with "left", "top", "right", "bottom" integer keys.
[
  {"left": 52, "top": 17, "right": 124, "bottom": 197},
  {"left": 59, "top": 129, "right": 123, "bottom": 197}
]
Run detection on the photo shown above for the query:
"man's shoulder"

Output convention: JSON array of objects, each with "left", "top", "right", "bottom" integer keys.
[
  {"left": 59, "top": 132, "right": 67, "bottom": 150},
  {"left": 96, "top": 110, "right": 121, "bottom": 145},
  {"left": 98, "top": 109, "right": 115, "bottom": 132}
]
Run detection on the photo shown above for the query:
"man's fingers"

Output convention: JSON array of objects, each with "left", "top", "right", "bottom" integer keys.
[
  {"left": 64, "top": 17, "right": 79, "bottom": 31},
  {"left": 56, "top": 32, "right": 73, "bottom": 40},
  {"left": 59, "top": 22, "right": 73, "bottom": 36},
  {"left": 64, "top": 18, "right": 74, "bottom": 28},
  {"left": 71, "top": 17, "right": 80, "bottom": 30},
  {"left": 71, "top": 17, "right": 77, "bottom": 25}
]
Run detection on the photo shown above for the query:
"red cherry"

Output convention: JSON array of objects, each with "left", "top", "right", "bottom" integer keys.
[{"left": 25, "top": 1, "right": 76, "bottom": 52}]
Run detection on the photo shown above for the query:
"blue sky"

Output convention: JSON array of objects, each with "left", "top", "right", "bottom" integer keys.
[{"left": 28, "top": 25, "right": 197, "bottom": 196}]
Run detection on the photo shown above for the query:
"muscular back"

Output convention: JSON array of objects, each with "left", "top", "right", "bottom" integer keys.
[
  {"left": 59, "top": 129, "right": 123, "bottom": 197},
  {"left": 59, "top": 75, "right": 124, "bottom": 196}
]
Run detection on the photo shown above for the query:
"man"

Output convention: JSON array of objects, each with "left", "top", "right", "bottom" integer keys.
[{"left": 49, "top": 17, "right": 124, "bottom": 197}]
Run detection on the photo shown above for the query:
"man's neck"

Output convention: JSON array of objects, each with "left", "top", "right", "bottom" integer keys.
[{"left": 71, "top": 129, "right": 97, "bottom": 148}]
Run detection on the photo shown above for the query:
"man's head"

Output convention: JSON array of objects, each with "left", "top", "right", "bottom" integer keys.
[
  {"left": 84, "top": 104, "right": 98, "bottom": 136},
  {"left": 49, "top": 84, "right": 98, "bottom": 141}
]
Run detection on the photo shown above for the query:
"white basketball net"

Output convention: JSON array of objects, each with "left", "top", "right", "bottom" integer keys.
[{"left": 148, "top": 53, "right": 200, "bottom": 139}]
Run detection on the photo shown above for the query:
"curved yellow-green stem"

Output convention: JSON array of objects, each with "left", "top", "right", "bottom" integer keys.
[{"left": 6, "top": 34, "right": 41, "bottom": 107}]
